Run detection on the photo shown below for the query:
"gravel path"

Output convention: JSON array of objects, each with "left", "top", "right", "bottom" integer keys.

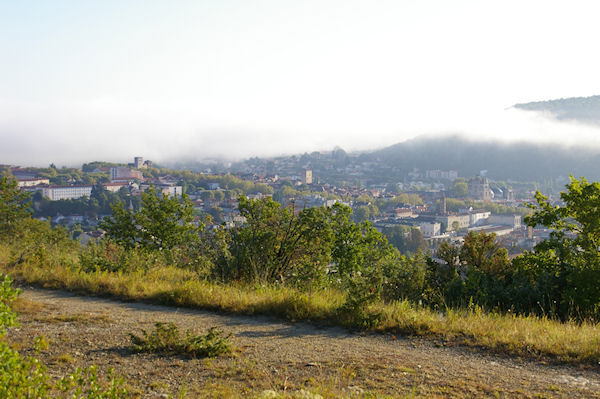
[{"left": 6, "top": 287, "right": 600, "bottom": 398}]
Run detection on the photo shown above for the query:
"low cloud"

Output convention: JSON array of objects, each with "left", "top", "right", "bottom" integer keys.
[{"left": 2, "top": 97, "right": 600, "bottom": 167}]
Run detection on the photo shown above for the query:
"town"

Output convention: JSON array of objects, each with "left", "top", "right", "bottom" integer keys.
[{"left": 2, "top": 152, "right": 549, "bottom": 257}]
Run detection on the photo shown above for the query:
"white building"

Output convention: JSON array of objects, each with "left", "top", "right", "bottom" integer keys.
[
  {"left": 420, "top": 222, "right": 441, "bottom": 237},
  {"left": 139, "top": 184, "right": 183, "bottom": 197},
  {"left": 42, "top": 185, "right": 93, "bottom": 201},
  {"left": 102, "top": 182, "right": 129, "bottom": 193},
  {"left": 17, "top": 177, "right": 50, "bottom": 187},
  {"left": 160, "top": 185, "right": 183, "bottom": 197},
  {"left": 467, "top": 209, "right": 491, "bottom": 226},
  {"left": 488, "top": 214, "right": 522, "bottom": 228}
]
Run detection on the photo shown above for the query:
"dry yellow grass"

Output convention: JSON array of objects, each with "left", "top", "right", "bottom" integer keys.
[
  {"left": 1, "top": 243, "right": 599, "bottom": 365},
  {"left": 378, "top": 301, "right": 600, "bottom": 363}
]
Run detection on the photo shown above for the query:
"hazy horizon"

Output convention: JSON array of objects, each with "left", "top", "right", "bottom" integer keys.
[{"left": 3, "top": 1, "right": 600, "bottom": 166}]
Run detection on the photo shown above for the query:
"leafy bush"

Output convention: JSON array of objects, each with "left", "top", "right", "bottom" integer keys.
[
  {"left": 0, "top": 176, "right": 32, "bottom": 237},
  {"left": 336, "top": 270, "right": 383, "bottom": 329},
  {"left": 79, "top": 240, "right": 160, "bottom": 273},
  {"left": 221, "top": 197, "right": 334, "bottom": 286},
  {"left": 56, "top": 365, "right": 128, "bottom": 398},
  {"left": 130, "top": 322, "right": 233, "bottom": 357},
  {"left": 101, "top": 186, "right": 201, "bottom": 251},
  {"left": 0, "top": 274, "right": 128, "bottom": 398}
]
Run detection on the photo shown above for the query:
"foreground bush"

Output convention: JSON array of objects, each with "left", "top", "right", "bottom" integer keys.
[
  {"left": 0, "top": 274, "right": 128, "bottom": 398},
  {"left": 130, "top": 322, "right": 233, "bottom": 357}
]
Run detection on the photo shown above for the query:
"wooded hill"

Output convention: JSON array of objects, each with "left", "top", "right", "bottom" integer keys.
[
  {"left": 514, "top": 94, "right": 600, "bottom": 124},
  {"left": 369, "top": 135, "right": 600, "bottom": 182}
]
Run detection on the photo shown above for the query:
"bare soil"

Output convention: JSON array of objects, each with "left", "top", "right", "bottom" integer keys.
[{"left": 6, "top": 287, "right": 600, "bottom": 398}]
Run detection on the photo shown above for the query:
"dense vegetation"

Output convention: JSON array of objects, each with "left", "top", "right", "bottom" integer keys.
[
  {"left": 142, "top": 167, "right": 273, "bottom": 196},
  {"left": 2, "top": 175, "right": 600, "bottom": 364}
]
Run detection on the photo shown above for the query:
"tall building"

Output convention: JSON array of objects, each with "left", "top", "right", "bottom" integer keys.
[
  {"left": 440, "top": 193, "right": 447, "bottom": 215},
  {"left": 134, "top": 157, "right": 144, "bottom": 168},
  {"left": 505, "top": 188, "right": 515, "bottom": 201},
  {"left": 301, "top": 169, "right": 313, "bottom": 185},
  {"left": 467, "top": 176, "right": 491, "bottom": 201}
]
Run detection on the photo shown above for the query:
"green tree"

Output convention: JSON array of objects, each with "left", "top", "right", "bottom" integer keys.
[
  {"left": 516, "top": 176, "right": 600, "bottom": 318},
  {"left": 460, "top": 231, "right": 510, "bottom": 275},
  {"left": 382, "top": 225, "right": 426, "bottom": 255},
  {"left": 101, "top": 187, "right": 200, "bottom": 251},
  {"left": 0, "top": 177, "right": 32, "bottom": 236},
  {"left": 206, "top": 207, "right": 224, "bottom": 224},
  {"left": 353, "top": 206, "right": 371, "bottom": 223},
  {"left": 450, "top": 179, "right": 468, "bottom": 198},
  {"left": 430, "top": 232, "right": 510, "bottom": 308},
  {"left": 223, "top": 196, "right": 333, "bottom": 285},
  {"left": 330, "top": 204, "right": 396, "bottom": 279},
  {"left": 330, "top": 204, "right": 405, "bottom": 327}
]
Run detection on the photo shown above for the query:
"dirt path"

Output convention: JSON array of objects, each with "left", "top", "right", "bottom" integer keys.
[{"left": 6, "top": 287, "right": 600, "bottom": 398}]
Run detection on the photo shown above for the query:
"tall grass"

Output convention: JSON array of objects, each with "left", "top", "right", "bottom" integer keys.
[{"left": 1, "top": 241, "right": 599, "bottom": 365}]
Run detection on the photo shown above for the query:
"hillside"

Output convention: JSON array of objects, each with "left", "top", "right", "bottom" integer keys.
[
  {"left": 514, "top": 95, "right": 600, "bottom": 124},
  {"left": 369, "top": 136, "right": 600, "bottom": 181}
]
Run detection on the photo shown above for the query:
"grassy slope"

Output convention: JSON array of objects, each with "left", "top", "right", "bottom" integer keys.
[{"left": 1, "top": 241, "right": 598, "bottom": 367}]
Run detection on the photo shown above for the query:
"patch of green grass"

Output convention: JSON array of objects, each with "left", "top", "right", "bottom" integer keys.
[
  {"left": 130, "top": 322, "right": 233, "bottom": 358},
  {"left": 51, "top": 353, "right": 74, "bottom": 364}
]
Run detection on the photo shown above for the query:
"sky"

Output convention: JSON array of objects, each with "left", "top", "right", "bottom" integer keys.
[{"left": 2, "top": 0, "right": 600, "bottom": 166}]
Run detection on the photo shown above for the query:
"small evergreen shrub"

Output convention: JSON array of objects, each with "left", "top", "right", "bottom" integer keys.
[{"left": 130, "top": 322, "right": 233, "bottom": 357}]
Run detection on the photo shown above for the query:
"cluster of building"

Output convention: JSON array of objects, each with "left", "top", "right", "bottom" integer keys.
[
  {"left": 6, "top": 156, "right": 544, "bottom": 254},
  {"left": 8, "top": 157, "right": 173, "bottom": 201}
]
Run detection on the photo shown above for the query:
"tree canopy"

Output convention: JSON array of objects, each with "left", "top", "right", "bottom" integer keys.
[
  {"left": 101, "top": 187, "right": 200, "bottom": 251},
  {"left": 516, "top": 176, "right": 600, "bottom": 318},
  {"left": 0, "top": 177, "right": 32, "bottom": 236}
]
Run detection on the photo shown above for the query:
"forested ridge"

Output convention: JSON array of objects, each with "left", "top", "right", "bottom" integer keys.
[{"left": 515, "top": 95, "right": 600, "bottom": 123}]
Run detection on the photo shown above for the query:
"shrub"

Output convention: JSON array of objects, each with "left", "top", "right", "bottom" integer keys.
[
  {"left": 0, "top": 274, "right": 128, "bottom": 398},
  {"left": 55, "top": 365, "right": 128, "bottom": 398},
  {"left": 336, "top": 270, "right": 383, "bottom": 329},
  {"left": 130, "top": 322, "right": 233, "bottom": 357},
  {"left": 79, "top": 240, "right": 159, "bottom": 273}
]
